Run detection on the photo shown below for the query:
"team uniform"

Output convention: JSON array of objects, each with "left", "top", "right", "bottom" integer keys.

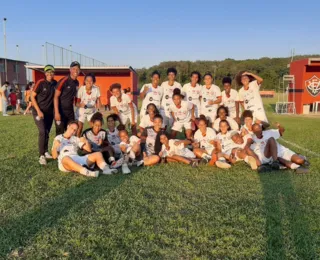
[
  {"left": 182, "top": 83, "right": 202, "bottom": 117},
  {"left": 32, "top": 79, "right": 57, "bottom": 156},
  {"left": 200, "top": 84, "right": 222, "bottom": 123},
  {"left": 238, "top": 80, "right": 268, "bottom": 122},
  {"left": 221, "top": 89, "right": 239, "bottom": 118},
  {"left": 160, "top": 81, "right": 182, "bottom": 126},
  {"left": 231, "top": 134, "right": 253, "bottom": 161},
  {"left": 107, "top": 128, "right": 121, "bottom": 155},
  {"left": 55, "top": 76, "right": 79, "bottom": 135},
  {"left": 139, "top": 114, "right": 165, "bottom": 129},
  {"left": 216, "top": 132, "right": 234, "bottom": 156},
  {"left": 110, "top": 93, "right": 137, "bottom": 125},
  {"left": 140, "top": 83, "right": 163, "bottom": 119},
  {"left": 120, "top": 135, "right": 141, "bottom": 154},
  {"left": 194, "top": 127, "right": 217, "bottom": 154},
  {"left": 141, "top": 126, "right": 161, "bottom": 156},
  {"left": 82, "top": 128, "right": 108, "bottom": 152},
  {"left": 1, "top": 85, "right": 8, "bottom": 115},
  {"left": 240, "top": 124, "right": 254, "bottom": 136},
  {"left": 213, "top": 117, "right": 239, "bottom": 132},
  {"left": 169, "top": 100, "right": 193, "bottom": 132},
  {"left": 76, "top": 85, "right": 101, "bottom": 123},
  {"left": 53, "top": 135, "right": 89, "bottom": 172},
  {"left": 161, "top": 139, "right": 196, "bottom": 158}
]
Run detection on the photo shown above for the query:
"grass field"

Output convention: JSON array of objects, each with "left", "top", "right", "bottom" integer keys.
[{"left": 1, "top": 99, "right": 320, "bottom": 259}]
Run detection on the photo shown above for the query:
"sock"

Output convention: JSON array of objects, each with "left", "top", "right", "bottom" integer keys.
[
  {"left": 98, "top": 162, "right": 107, "bottom": 170},
  {"left": 108, "top": 157, "right": 115, "bottom": 163},
  {"left": 80, "top": 167, "right": 89, "bottom": 176},
  {"left": 201, "top": 154, "right": 210, "bottom": 160},
  {"left": 129, "top": 150, "right": 136, "bottom": 160},
  {"left": 244, "top": 156, "right": 249, "bottom": 163},
  {"left": 290, "top": 163, "right": 300, "bottom": 170}
]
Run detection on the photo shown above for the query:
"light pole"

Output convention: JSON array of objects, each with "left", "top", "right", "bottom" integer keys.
[
  {"left": 3, "top": 18, "right": 7, "bottom": 81},
  {"left": 70, "top": 45, "right": 73, "bottom": 61},
  {"left": 16, "top": 45, "right": 19, "bottom": 83},
  {"left": 213, "top": 65, "right": 218, "bottom": 85}
]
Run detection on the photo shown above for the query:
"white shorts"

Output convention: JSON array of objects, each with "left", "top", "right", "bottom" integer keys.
[
  {"left": 172, "top": 121, "right": 192, "bottom": 132},
  {"left": 255, "top": 150, "right": 273, "bottom": 165},
  {"left": 76, "top": 107, "right": 96, "bottom": 123},
  {"left": 252, "top": 109, "right": 268, "bottom": 123},
  {"left": 278, "top": 147, "right": 295, "bottom": 161},
  {"left": 119, "top": 110, "right": 138, "bottom": 125},
  {"left": 176, "top": 148, "right": 196, "bottom": 159},
  {"left": 58, "top": 154, "right": 91, "bottom": 172},
  {"left": 160, "top": 108, "right": 173, "bottom": 127}
]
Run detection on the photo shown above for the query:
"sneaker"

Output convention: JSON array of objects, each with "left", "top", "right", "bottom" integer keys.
[
  {"left": 271, "top": 160, "right": 280, "bottom": 170},
  {"left": 247, "top": 156, "right": 258, "bottom": 170},
  {"left": 39, "top": 155, "right": 47, "bottom": 165},
  {"left": 215, "top": 160, "right": 231, "bottom": 169},
  {"left": 295, "top": 167, "right": 309, "bottom": 174},
  {"left": 200, "top": 158, "right": 209, "bottom": 164},
  {"left": 290, "top": 163, "right": 300, "bottom": 170},
  {"left": 86, "top": 170, "right": 99, "bottom": 177},
  {"left": 3, "top": 114, "right": 9, "bottom": 117},
  {"left": 122, "top": 163, "right": 131, "bottom": 174},
  {"left": 111, "top": 158, "right": 124, "bottom": 169},
  {"left": 102, "top": 167, "right": 118, "bottom": 175},
  {"left": 191, "top": 161, "right": 198, "bottom": 168},
  {"left": 258, "top": 165, "right": 269, "bottom": 173},
  {"left": 136, "top": 159, "right": 144, "bottom": 167},
  {"left": 44, "top": 152, "right": 53, "bottom": 159}
]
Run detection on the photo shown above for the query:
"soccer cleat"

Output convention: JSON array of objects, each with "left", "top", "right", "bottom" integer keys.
[
  {"left": 246, "top": 156, "right": 258, "bottom": 170},
  {"left": 3, "top": 114, "right": 9, "bottom": 117},
  {"left": 44, "top": 152, "right": 53, "bottom": 159},
  {"left": 295, "top": 167, "right": 309, "bottom": 174},
  {"left": 191, "top": 160, "right": 198, "bottom": 168},
  {"left": 102, "top": 166, "right": 118, "bottom": 175},
  {"left": 86, "top": 170, "right": 100, "bottom": 177},
  {"left": 258, "top": 165, "right": 269, "bottom": 173},
  {"left": 136, "top": 159, "right": 144, "bottom": 167},
  {"left": 215, "top": 160, "right": 231, "bottom": 169},
  {"left": 271, "top": 160, "right": 280, "bottom": 170},
  {"left": 39, "top": 155, "right": 47, "bottom": 165},
  {"left": 121, "top": 163, "right": 131, "bottom": 174},
  {"left": 110, "top": 158, "right": 124, "bottom": 169},
  {"left": 290, "top": 163, "right": 300, "bottom": 170}
]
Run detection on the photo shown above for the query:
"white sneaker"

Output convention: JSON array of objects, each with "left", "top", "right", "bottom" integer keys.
[
  {"left": 102, "top": 166, "right": 118, "bottom": 175},
  {"left": 86, "top": 170, "right": 99, "bottom": 177},
  {"left": 122, "top": 163, "right": 131, "bottom": 174},
  {"left": 45, "top": 152, "right": 53, "bottom": 159},
  {"left": 215, "top": 160, "right": 231, "bottom": 169},
  {"left": 290, "top": 163, "right": 300, "bottom": 170},
  {"left": 3, "top": 114, "right": 9, "bottom": 117},
  {"left": 39, "top": 155, "right": 47, "bottom": 165},
  {"left": 136, "top": 159, "right": 144, "bottom": 167},
  {"left": 111, "top": 158, "right": 124, "bottom": 169},
  {"left": 246, "top": 156, "right": 258, "bottom": 170}
]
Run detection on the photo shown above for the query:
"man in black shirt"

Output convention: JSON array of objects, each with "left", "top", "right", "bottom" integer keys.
[
  {"left": 54, "top": 61, "right": 80, "bottom": 135},
  {"left": 31, "top": 64, "right": 57, "bottom": 165}
]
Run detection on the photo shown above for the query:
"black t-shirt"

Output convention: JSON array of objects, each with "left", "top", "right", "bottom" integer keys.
[
  {"left": 33, "top": 79, "right": 57, "bottom": 113},
  {"left": 56, "top": 76, "right": 79, "bottom": 111}
]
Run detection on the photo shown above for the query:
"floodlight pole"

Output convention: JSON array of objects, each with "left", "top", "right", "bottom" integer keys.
[{"left": 3, "top": 18, "right": 8, "bottom": 81}]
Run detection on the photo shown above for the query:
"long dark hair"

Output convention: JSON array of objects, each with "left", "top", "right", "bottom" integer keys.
[
  {"left": 154, "top": 131, "right": 170, "bottom": 155},
  {"left": 145, "top": 103, "right": 160, "bottom": 115},
  {"left": 235, "top": 71, "right": 254, "bottom": 86}
]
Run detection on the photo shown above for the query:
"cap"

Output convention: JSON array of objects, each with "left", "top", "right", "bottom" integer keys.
[
  {"left": 70, "top": 61, "right": 80, "bottom": 68},
  {"left": 44, "top": 64, "right": 55, "bottom": 72},
  {"left": 230, "top": 130, "right": 240, "bottom": 138}
]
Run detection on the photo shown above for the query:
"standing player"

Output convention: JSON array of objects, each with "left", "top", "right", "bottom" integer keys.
[
  {"left": 15, "top": 84, "right": 23, "bottom": 114},
  {"left": 182, "top": 71, "right": 202, "bottom": 117},
  {"left": 110, "top": 83, "right": 137, "bottom": 135},
  {"left": 24, "top": 82, "right": 34, "bottom": 115},
  {"left": 8, "top": 90, "right": 17, "bottom": 114},
  {"left": 75, "top": 73, "right": 101, "bottom": 137},
  {"left": 0, "top": 81, "right": 10, "bottom": 116},
  {"left": 237, "top": 71, "right": 268, "bottom": 122},
  {"left": 200, "top": 72, "right": 222, "bottom": 126},
  {"left": 160, "top": 68, "right": 182, "bottom": 127},
  {"left": 221, "top": 77, "right": 240, "bottom": 122},
  {"left": 31, "top": 65, "right": 57, "bottom": 165},
  {"left": 54, "top": 61, "right": 80, "bottom": 136},
  {"left": 139, "top": 70, "right": 163, "bottom": 120}
]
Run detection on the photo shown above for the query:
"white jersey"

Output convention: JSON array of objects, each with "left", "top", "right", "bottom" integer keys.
[
  {"left": 221, "top": 89, "right": 239, "bottom": 118},
  {"left": 106, "top": 128, "right": 121, "bottom": 146},
  {"left": 53, "top": 135, "right": 83, "bottom": 159},
  {"left": 240, "top": 124, "right": 254, "bottom": 136},
  {"left": 194, "top": 127, "right": 216, "bottom": 152},
  {"left": 251, "top": 129, "right": 280, "bottom": 154},
  {"left": 140, "top": 83, "right": 163, "bottom": 116},
  {"left": 110, "top": 93, "right": 132, "bottom": 115},
  {"left": 213, "top": 117, "right": 239, "bottom": 132},
  {"left": 200, "top": 84, "right": 222, "bottom": 114},
  {"left": 77, "top": 85, "right": 100, "bottom": 107},
  {"left": 120, "top": 135, "right": 140, "bottom": 152},
  {"left": 169, "top": 100, "right": 193, "bottom": 123},
  {"left": 232, "top": 134, "right": 252, "bottom": 149},
  {"left": 216, "top": 132, "right": 234, "bottom": 154},
  {"left": 139, "top": 114, "right": 165, "bottom": 129},
  {"left": 161, "top": 139, "right": 195, "bottom": 158},
  {"left": 141, "top": 126, "right": 160, "bottom": 156},
  {"left": 160, "top": 81, "right": 182, "bottom": 114},
  {"left": 182, "top": 83, "right": 202, "bottom": 112},
  {"left": 238, "top": 80, "right": 268, "bottom": 122}
]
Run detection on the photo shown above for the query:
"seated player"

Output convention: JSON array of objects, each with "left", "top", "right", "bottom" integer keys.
[
  {"left": 221, "top": 76, "right": 240, "bottom": 123},
  {"left": 155, "top": 132, "right": 198, "bottom": 167},
  {"left": 252, "top": 123, "right": 309, "bottom": 173},
  {"left": 106, "top": 114, "right": 122, "bottom": 156},
  {"left": 82, "top": 112, "right": 122, "bottom": 173},
  {"left": 213, "top": 106, "right": 239, "bottom": 132},
  {"left": 119, "top": 130, "right": 144, "bottom": 174},
  {"left": 169, "top": 88, "right": 195, "bottom": 139},
  {"left": 51, "top": 121, "right": 114, "bottom": 177},
  {"left": 139, "top": 103, "right": 164, "bottom": 135},
  {"left": 75, "top": 73, "right": 101, "bottom": 137},
  {"left": 140, "top": 114, "right": 163, "bottom": 166},
  {"left": 241, "top": 110, "right": 270, "bottom": 136},
  {"left": 110, "top": 83, "right": 137, "bottom": 135},
  {"left": 192, "top": 115, "right": 217, "bottom": 163}
]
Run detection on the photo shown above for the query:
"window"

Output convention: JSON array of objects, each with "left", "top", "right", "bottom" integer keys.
[{"left": 13, "top": 64, "right": 19, "bottom": 73}]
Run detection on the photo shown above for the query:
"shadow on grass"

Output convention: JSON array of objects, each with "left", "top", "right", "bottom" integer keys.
[
  {"left": 0, "top": 174, "right": 128, "bottom": 258},
  {"left": 259, "top": 172, "right": 316, "bottom": 259}
]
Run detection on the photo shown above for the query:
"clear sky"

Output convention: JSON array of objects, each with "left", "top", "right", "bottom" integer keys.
[{"left": 0, "top": 0, "right": 319, "bottom": 68}]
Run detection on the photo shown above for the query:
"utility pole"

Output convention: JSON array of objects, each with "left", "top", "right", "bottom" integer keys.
[{"left": 3, "top": 18, "right": 8, "bottom": 81}]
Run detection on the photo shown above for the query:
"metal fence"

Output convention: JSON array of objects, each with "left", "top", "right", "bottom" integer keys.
[{"left": 43, "top": 42, "right": 108, "bottom": 67}]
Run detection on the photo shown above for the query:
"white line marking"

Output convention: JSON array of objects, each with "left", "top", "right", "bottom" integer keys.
[{"left": 279, "top": 138, "right": 320, "bottom": 158}]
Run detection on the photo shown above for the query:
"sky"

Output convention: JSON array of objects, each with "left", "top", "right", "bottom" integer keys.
[{"left": 0, "top": 0, "right": 319, "bottom": 68}]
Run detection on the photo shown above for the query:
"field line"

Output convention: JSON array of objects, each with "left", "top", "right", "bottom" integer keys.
[{"left": 279, "top": 138, "right": 320, "bottom": 158}]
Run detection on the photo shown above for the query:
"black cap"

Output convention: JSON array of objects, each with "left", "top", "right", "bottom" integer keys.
[{"left": 70, "top": 61, "right": 80, "bottom": 68}]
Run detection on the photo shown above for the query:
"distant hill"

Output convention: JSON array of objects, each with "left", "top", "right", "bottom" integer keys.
[{"left": 136, "top": 55, "right": 320, "bottom": 90}]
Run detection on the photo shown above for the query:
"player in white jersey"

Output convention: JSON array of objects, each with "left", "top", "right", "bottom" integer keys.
[
  {"left": 139, "top": 70, "right": 163, "bottom": 120},
  {"left": 200, "top": 72, "right": 222, "bottom": 125},
  {"left": 237, "top": 71, "right": 268, "bottom": 122},
  {"left": 139, "top": 103, "right": 164, "bottom": 134},
  {"left": 51, "top": 120, "right": 116, "bottom": 177},
  {"left": 240, "top": 110, "right": 270, "bottom": 137},
  {"left": 154, "top": 132, "right": 198, "bottom": 167},
  {"left": 169, "top": 89, "right": 195, "bottom": 140},
  {"left": 75, "top": 73, "right": 101, "bottom": 137},
  {"left": 182, "top": 71, "right": 202, "bottom": 117},
  {"left": 221, "top": 77, "right": 240, "bottom": 122},
  {"left": 160, "top": 68, "right": 182, "bottom": 127},
  {"left": 106, "top": 114, "right": 122, "bottom": 155},
  {"left": 110, "top": 83, "right": 138, "bottom": 136},
  {"left": 213, "top": 106, "right": 239, "bottom": 132},
  {"left": 192, "top": 115, "right": 218, "bottom": 164}
]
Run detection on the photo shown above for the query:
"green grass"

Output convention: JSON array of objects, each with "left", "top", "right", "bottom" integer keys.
[{"left": 1, "top": 101, "right": 320, "bottom": 259}]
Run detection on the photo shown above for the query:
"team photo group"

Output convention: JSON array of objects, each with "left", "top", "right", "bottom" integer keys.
[{"left": 29, "top": 61, "right": 310, "bottom": 177}]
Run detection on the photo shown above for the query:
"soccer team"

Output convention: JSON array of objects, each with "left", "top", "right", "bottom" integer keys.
[{"left": 30, "top": 62, "right": 309, "bottom": 177}]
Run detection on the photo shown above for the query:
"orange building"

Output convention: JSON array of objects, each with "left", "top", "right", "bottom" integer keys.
[
  {"left": 25, "top": 65, "right": 138, "bottom": 106},
  {"left": 288, "top": 58, "right": 320, "bottom": 114}
]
